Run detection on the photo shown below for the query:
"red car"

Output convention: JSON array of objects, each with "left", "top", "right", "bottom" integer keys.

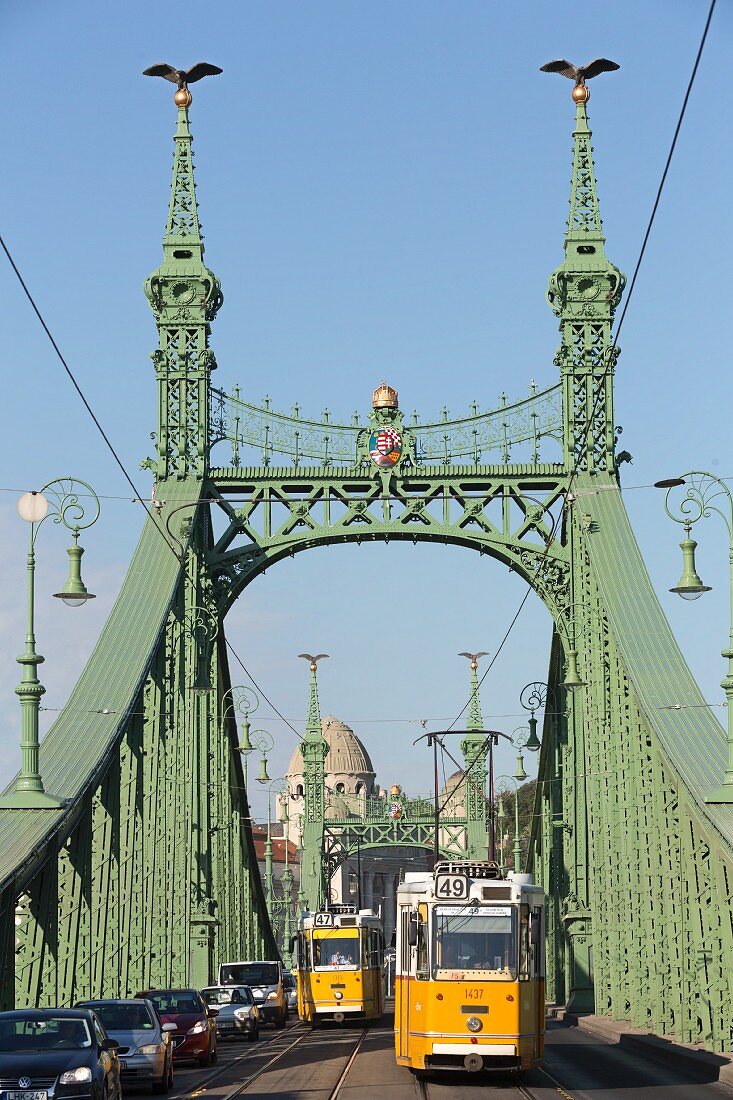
[{"left": 136, "top": 989, "right": 217, "bottom": 1067}]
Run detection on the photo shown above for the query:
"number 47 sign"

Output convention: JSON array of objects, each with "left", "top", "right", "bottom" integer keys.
[{"left": 435, "top": 874, "right": 469, "bottom": 900}]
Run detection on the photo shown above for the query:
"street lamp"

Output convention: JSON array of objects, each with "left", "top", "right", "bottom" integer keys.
[
  {"left": 520, "top": 681, "right": 552, "bottom": 752},
  {"left": 0, "top": 479, "right": 100, "bottom": 810},
  {"left": 556, "top": 602, "right": 600, "bottom": 691},
  {"left": 222, "top": 685, "right": 257, "bottom": 779},
  {"left": 184, "top": 604, "right": 219, "bottom": 694},
  {"left": 658, "top": 472, "right": 733, "bottom": 802},
  {"left": 251, "top": 730, "right": 274, "bottom": 786},
  {"left": 495, "top": 770, "right": 525, "bottom": 874},
  {"left": 512, "top": 729, "right": 529, "bottom": 781}
]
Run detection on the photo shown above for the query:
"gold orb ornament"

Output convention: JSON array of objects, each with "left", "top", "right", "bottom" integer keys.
[
  {"left": 572, "top": 83, "right": 590, "bottom": 104},
  {"left": 174, "top": 87, "right": 192, "bottom": 108}
]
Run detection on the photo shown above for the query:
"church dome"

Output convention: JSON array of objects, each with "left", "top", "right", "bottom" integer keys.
[{"left": 286, "top": 716, "right": 375, "bottom": 779}]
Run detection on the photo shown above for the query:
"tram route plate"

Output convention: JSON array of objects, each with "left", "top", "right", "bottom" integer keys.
[{"left": 435, "top": 873, "right": 469, "bottom": 900}]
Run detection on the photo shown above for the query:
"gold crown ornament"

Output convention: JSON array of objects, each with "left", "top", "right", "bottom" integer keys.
[{"left": 372, "top": 382, "right": 398, "bottom": 409}]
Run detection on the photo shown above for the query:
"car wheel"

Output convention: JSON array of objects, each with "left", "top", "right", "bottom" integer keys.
[
  {"left": 199, "top": 1047, "right": 213, "bottom": 1068},
  {"left": 211, "top": 1040, "right": 218, "bottom": 1064},
  {"left": 275, "top": 1010, "right": 286, "bottom": 1029},
  {"left": 152, "top": 1070, "right": 169, "bottom": 1094}
]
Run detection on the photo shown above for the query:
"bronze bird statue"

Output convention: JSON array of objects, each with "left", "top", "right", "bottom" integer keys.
[
  {"left": 540, "top": 58, "right": 619, "bottom": 103},
  {"left": 143, "top": 62, "right": 223, "bottom": 106},
  {"left": 298, "top": 653, "right": 330, "bottom": 672},
  {"left": 458, "top": 651, "right": 489, "bottom": 671}
]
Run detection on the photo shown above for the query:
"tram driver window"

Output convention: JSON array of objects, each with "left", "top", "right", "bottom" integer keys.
[{"left": 433, "top": 906, "right": 517, "bottom": 979}]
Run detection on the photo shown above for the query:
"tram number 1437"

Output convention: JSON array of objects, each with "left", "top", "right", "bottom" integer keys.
[{"left": 434, "top": 874, "right": 469, "bottom": 900}]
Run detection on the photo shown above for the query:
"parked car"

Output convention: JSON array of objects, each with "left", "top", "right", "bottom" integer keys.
[
  {"left": 201, "top": 985, "right": 259, "bottom": 1042},
  {"left": 0, "top": 1007, "right": 121, "bottom": 1099},
  {"left": 282, "top": 973, "right": 298, "bottom": 1012},
  {"left": 76, "top": 998, "right": 174, "bottom": 1093},
  {"left": 218, "top": 960, "right": 287, "bottom": 1027},
  {"left": 136, "top": 989, "right": 217, "bottom": 1067}
]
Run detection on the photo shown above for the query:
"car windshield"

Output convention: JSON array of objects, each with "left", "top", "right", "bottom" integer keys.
[
  {"left": 147, "top": 992, "right": 201, "bottom": 1015},
  {"left": 220, "top": 963, "right": 279, "bottom": 986},
  {"left": 202, "top": 986, "right": 251, "bottom": 1005},
  {"left": 0, "top": 1016, "right": 92, "bottom": 1052},
  {"left": 83, "top": 1002, "right": 155, "bottom": 1030},
  {"left": 433, "top": 905, "right": 517, "bottom": 979}
]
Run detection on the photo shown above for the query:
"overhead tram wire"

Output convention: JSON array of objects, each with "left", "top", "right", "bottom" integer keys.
[
  {"left": 0, "top": 237, "right": 303, "bottom": 745},
  {"left": 439, "top": 0, "right": 718, "bottom": 794}
]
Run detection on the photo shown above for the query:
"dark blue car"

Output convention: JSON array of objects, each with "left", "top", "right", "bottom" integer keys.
[{"left": 0, "top": 1008, "right": 121, "bottom": 1100}]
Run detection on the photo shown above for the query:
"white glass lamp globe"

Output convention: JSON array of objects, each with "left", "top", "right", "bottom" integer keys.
[{"left": 17, "top": 491, "right": 49, "bottom": 523}]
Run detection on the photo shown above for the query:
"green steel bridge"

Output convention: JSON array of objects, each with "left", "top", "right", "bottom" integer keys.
[{"left": 0, "top": 74, "right": 731, "bottom": 1053}]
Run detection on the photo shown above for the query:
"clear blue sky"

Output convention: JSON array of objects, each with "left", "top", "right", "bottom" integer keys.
[{"left": 2, "top": 1, "right": 731, "bottom": 821}]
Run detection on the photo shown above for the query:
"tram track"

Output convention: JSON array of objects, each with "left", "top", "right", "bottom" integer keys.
[
  {"left": 170, "top": 1023, "right": 371, "bottom": 1100},
  {"left": 413, "top": 1068, "right": 572, "bottom": 1100}
]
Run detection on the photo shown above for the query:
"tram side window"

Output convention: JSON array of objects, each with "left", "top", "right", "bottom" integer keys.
[
  {"left": 416, "top": 917, "right": 429, "bottom": 980},
  {"left": 531, "top": 906, "right": 544, "bottom": 978},
  {"left": 400, "top": 910, "right": 412, "bottom": 974},
  {"left": 519, "top": 906, "right": 530, "bottom": 981}
]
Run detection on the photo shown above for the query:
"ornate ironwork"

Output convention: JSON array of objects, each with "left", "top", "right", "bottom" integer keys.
[{"left": 210, "top": 383, "right": 563, "bottom": 469}]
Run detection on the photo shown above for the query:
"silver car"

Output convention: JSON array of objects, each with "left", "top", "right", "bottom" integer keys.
[
  {"left": 202, "top": 985, "right": 260, "bottom": 1041},
  {"left": 77, "top": 998, "right": 175, "bottom": 1092}
]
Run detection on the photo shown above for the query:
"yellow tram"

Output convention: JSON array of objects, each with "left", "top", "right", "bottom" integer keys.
[
  {"left": 394, "top": 861, "right": 545, "bottom": 1076},
  {"left": 295, "top": 905, "right": 385, "bottom": 1024}
]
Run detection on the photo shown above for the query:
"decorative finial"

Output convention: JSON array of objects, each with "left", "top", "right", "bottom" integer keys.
[
  {"left": 143, "top": 62, "right": 223, "bottom": 106},
  {"left": 298, "top": 652, "right": 329, "bottom": 673},
  {"left": 458, "top": 650, "right": 489, "bottom": 672},
  {"left": 540, "top": 58, "right": 619, "bottom": 103}
]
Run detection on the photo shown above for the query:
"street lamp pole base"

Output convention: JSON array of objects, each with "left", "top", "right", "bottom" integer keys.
[
  {"left": 704, "top": 785, "right": 733, "bottom": 804},
  {"left": 0, "top": 789, "right": 63, "bottom": 810}
]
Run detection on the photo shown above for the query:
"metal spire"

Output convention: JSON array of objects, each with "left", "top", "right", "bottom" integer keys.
[
  {"left": 298, "top": 654, "right": 329, "bottom": 739},
  {"left": 143, "top": 74, "right": 223, "bottom": 480},
  {"left": 545, "top": 76, "right": 626, "bottom": 474},
  {"left": 458, "top": 652, "right": 487, "bottom": 731}
]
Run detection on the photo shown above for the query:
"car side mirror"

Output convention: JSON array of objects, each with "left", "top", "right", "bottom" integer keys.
[
  {"left": 162, "top": 1022, "right": 177, "bottom": 1032},
  {"left": 207, "top": 1006, "right": 220, "bottom": 1017},
  {"left": 103, "top": 1038, "right": 120, "bottom": 1050}
]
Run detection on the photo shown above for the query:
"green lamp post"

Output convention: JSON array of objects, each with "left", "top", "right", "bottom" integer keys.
[
  {"left": 223, "top": 685, "right": 258, "bottom": 783},
  {"left": 253, "top": 730, "right": 274, "bottom": 787},
  {"left": 520, "top": 681, "right": 551, "bottom": 753},
  {"left": 495, "top": 769, "right": 525, "bottom": 874},
  {"left": 0, "top": 479, "right": 100, "bottom": 810},
  {"left": 658, "top": 472, "right": 733, "bottom": 802}
]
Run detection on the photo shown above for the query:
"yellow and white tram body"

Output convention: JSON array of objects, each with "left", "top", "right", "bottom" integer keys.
[
  {"left": 395, "top": 861, "right": 545, "bottom": 1075},
  {"left": 296, "top": 906, "right": 385, "bottom": 1025}
]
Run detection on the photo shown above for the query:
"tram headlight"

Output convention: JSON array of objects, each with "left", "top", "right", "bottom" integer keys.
[
  {"left": 333, "top": 991, "right": 343, "bottom": 1000},
  {"left": 466, "top": 1016, "right": 483, "bottom": 1033}
]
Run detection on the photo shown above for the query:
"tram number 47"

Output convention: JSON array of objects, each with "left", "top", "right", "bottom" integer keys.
[{"left": 435, "top": 874, "right": 469, "bottom": 900}]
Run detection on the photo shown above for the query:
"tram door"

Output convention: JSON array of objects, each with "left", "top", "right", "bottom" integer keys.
[{"left": 398, "top": 907, "right": 412, "bottom": 1058}]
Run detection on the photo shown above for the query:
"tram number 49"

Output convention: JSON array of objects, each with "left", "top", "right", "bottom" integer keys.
[{"left": 435, "top": 874, "right": 469, "bottom": 900}]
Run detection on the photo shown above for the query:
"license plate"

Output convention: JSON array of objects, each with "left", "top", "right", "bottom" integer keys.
[
  {"left": 7, "top": 1092, "right": 47, "bottom": 1100},
  {"left": 218, "top": 1021, "right": 234, "bottom": 1028}
]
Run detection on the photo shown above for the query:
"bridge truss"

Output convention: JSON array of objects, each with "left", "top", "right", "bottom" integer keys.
[{"left": 0, "top": 83, "right": 730, "bottom": 1050}]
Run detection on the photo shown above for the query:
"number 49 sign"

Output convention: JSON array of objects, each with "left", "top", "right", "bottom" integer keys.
[{"left": 434, "top": 873, "right": 469, "bottom": 900}]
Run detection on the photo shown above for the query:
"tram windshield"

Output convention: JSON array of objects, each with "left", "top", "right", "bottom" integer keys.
[
  {"left": 433, "top": 905, "right": 517, "bottom": 980},
  {"left": 312, "top": 930, "right": 360, "bottom": 969}
]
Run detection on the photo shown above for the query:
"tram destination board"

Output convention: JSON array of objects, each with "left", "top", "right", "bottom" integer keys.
[{"left": 434, "top": 872, "right": 469, "bottom": 900}]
